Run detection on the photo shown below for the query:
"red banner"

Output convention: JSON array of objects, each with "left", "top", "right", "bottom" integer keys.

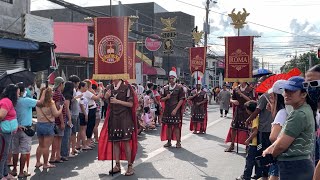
[
  {"left": 127, "top": 42, "right": 136, "bottom": 80},
  {"left": 93, "top": 17, "right": 129, "bottom": 80},
  {"left": 225, "top": 36, "right": 254, "bottom": 82},
  {"left": 189, "top": 47, "right": 206, "bottom": 74}
]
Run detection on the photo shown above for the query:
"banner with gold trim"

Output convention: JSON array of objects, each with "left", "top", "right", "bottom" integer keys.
[
  {"left": 225, "top": 36, "right": 254, "bottom": 82},
  {"left": 93, "top": 17, "right": 129, "bottom": 80},
  {"left": 189, "top": 47, "right": 206, "bottom": 74},
  {"left": 127, "top": 42, "right": 136, "bottom": 80}
]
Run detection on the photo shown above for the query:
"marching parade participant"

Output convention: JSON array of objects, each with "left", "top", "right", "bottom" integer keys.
[
  {"left": 98, "top": 79, "right": 138, "bottom": 176},
  {"left": 189, "top": 76, "right": 208, "bottom": 134},
  {"left": 160, "top": 67, "right": 185, "bottom": 148}
]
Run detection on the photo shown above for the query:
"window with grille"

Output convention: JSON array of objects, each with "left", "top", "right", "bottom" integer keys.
[{"left": 0, "top": 0, "right": 13, "bottom": 4}]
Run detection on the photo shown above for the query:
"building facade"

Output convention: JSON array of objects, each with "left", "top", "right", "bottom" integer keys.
[
  {"left": 32, "top": 2, "right": 195, "bottom": 85},
  {"left": 0, "top": 0, "right": 52, "bottom": 83}
]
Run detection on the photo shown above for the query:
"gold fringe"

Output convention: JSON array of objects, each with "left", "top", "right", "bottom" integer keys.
[
  {"left": 92, "top": 74, "right": 130, "bottom": 80},
  {"left": 224, "top": 78, "right": 254, "bottom": 82}
]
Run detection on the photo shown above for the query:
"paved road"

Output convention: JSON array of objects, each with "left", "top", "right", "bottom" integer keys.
[{"left": 22, "top": 104, "right": 247, "bottom": 180}]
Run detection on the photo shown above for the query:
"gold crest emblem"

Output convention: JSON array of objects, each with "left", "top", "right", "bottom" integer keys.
[
  {"left": 160, "top": 17, "right": 177, "bottom": 32},
  {"left": 228, "top": 8, "right": 250, "bottom": 29}
]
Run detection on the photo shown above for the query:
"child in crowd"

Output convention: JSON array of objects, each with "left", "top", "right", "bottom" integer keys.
[
  {"left": 236, "top": 100, "right": 261, "bottom": 180},
  {"left": 141, "top": 107, "right": 156, "bottom": 130}
]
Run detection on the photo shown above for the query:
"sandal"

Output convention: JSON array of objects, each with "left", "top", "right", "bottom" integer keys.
[
  {"left": 109, "top": 162, "right": 121, "bottom": 175},
  {"left": 35, "top": 163, "right": 43, "bottom": 168},
  {"left": 224, "top": 144, "right": 234, "bottom": 152},
  {"left": 163, "top": 141, "right": 172, "bottom": 148},
  {"left": 43, "top": 164, "right": 56, "bottom": 169},
  {"left": 23, "top": 171, "right": 31, "bottom": 177},
  {"left": 124, "top": 164, "right": 134, "bottom": 176},
  {"left": 176, "top": 142, "right": 182, "bottom": 148},
  {"left": 9, "top": 170, "right": 17, "bottom": 177}
]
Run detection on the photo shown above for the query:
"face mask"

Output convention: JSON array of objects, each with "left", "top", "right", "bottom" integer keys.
[
  {"left": 285, "top": 105, "right": 294, "bottom": 114},
  {"left": 307, "top": 86, "right": 320, "bottom": 103}
]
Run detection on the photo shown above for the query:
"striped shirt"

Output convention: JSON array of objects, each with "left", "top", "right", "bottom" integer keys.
[{"left": 53, "top": 90, "right": 66, "bottom": 125}]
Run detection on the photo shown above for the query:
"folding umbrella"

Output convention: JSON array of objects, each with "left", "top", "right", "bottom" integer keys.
[
  {"left": 255, "top": 73, "right": 291, "bottom": 93},
  {"left": 253, "top": 68, "right": 273, "bottom": 78}
]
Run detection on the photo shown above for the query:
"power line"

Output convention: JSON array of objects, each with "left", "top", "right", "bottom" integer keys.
[{"left": 174, "top": 0, "right": 320, "bottom": 42}]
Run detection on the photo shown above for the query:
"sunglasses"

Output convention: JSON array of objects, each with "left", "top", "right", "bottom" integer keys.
[{"left": 303, "top": 80, "right": 320, "bottom": 89}]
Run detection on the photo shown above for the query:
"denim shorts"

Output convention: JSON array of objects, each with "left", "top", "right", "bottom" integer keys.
[
  {"left": 12, "top": 130, "right": 32, "bottom": 154},
  {"left": 36, "top": 122, "right": 55, "bottom": 136},
  {"left": 71, "top": 115, "right": 80, "bottom": 134},
  {"left": 268, "top": 163, "right": 279, "bottom": 177},
  {"left": 278, "top": 159, "right": 314, "bottom": 180}
]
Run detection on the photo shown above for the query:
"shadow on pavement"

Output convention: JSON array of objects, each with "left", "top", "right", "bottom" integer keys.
[
  {"left": 114, "top": 162, "right": 173, "bottom": 180},
  {"left": 168, "top": 148, "right": 208, "bottom": 167},
  {"left": 30, "top": 147, "right": 98, "bottom": 180}
]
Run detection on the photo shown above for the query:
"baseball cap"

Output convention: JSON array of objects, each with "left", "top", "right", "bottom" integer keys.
[
  {"left": 279, "top": 76, "right": 304, "bottom": 91},
  {"left": 53, "top": 77, "right": 64, "bottom": 90},
  {"left": 268, "top": 80, "right": 286, "bottom": 94}
]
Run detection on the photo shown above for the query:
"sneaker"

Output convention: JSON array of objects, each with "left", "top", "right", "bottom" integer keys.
[
  {"left": 224, "top": 115, "right": 227, "bottom": 117},
  {"left": 220, "top": 115, "right": 223, "bottom": 117}
]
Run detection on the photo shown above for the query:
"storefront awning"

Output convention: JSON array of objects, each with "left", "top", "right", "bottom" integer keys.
[
  {"left": 141, "top": 61, "right": 166, "bottom": 76},
  {"left": 0, "top": 38, "right": 39, "bottom": 50}
]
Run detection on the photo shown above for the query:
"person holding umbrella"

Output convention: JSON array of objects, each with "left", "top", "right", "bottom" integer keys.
[
  {"left": 98, "top": 79, "right": 138, "bottom": 176},
  {"left": 10, "top": 83, "right": 46, "bottom": 178}
]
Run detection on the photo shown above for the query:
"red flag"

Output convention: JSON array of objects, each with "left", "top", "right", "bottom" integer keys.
[
  {"left": 93, "top": 17, "right": 130, "bottom": 80},
  {"left": 127, "top": 42, "right": 136, "bottom": 80},
  {"left": 225, "top": 36, "right": 254, "bottom": 82},
  {"left": 189, "top": 47, "right": 206, "bottom": 74}
]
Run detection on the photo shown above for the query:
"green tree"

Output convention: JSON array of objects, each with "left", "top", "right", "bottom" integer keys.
[{"left": 281, "top": 52, "right": 320, "bottom": 74}]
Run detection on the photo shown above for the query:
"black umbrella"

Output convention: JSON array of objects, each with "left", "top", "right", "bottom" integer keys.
[{"left": 0, "top": 68, "right": 36, "bottom": 87}]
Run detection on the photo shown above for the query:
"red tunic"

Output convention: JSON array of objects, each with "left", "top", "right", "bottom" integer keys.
[
  {"left": 160, "top": 84, "right": 185, "bottom": 141},
  {"left": 189, "top": 89, "right": 208, "bottom": 132},
  {"left": 98, "top": 82, "right": 138, "bottom": 163}
]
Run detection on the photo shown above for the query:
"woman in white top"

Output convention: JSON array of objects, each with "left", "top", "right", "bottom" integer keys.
[
  {"left": 83, "top": 80, "right": 102, "bottom": 148},
  {"left": 267, "top": 80, "right": 287, "bottom": 180}
]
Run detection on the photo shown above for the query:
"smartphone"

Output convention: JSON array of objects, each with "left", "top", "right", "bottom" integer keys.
[
  {"left": 45, "top": 80, "right": 49, "bottom": 88},
  {"left": 255, "top": 154, "right": 275, "bottom": 167}
]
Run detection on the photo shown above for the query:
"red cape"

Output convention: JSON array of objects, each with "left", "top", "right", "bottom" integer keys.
[
  {"left": 98, "top": 84, "right": 138, "bottom": 163},
  {"left": 160, "top": 100, "right": 186, "bottom": 141},
  {"left": 224, "top": 104, "right": 249, "bottom": 145},
  {"left": 189, "top": 102, "right": 208, "bottom": 132}
]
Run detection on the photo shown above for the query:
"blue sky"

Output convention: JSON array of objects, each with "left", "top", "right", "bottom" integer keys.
[{"left": 31, "top": 0, "right": 320, "bottom": 72}]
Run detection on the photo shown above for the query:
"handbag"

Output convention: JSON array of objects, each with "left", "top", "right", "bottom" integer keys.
[
  {"left": 23, "top": 126, "right": 35, "bottom": 137},
  {"left": 39, "top": 107, "right": 58, "bottom": 134}
]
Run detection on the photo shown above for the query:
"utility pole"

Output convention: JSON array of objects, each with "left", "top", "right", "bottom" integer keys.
[
  {"left": 110, "top": 0, "right": 112, "bottom": 16},
  {"left": 204, "top": 0, "right": 216, "bottom": 86},
  {"left": 261, "top": 58, "right": 264, "bottom": 69}
]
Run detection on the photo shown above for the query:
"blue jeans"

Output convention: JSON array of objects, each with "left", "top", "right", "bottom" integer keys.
[
  {"left": 278, "top": 159, "right": 314, "bottom": 180},
  {"left": 314, "top": 136, "right": 320, "bottom": 166},
  {"left": 243, "top": 145, "right": 262, "bottom": 180},
  {"left": 0, "top": 133, "right": 12, "bottom": 178},
  {"left": 60, "top": 122, "right": 71, "bottom": 158},
  {"left": 257, "top": 132, "right": 271, "bottom": 177}
]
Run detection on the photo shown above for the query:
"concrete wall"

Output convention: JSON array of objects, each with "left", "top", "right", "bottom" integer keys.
[{"left": 0, "top": 0, "right": 30, "bottom": 34}]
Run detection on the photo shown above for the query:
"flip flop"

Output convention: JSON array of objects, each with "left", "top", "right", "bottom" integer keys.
[
  {"left": 35, "top": 163, "right": 43, "bottom": 168},
  {"left": 43, "top": 164, "right": 56, "bottom": 169},
  {"left": 49, "top": 160, "right": 56, "bottom": 163},
  {"left": 54, "top": 160, "right": 64, "bottom": 163}
]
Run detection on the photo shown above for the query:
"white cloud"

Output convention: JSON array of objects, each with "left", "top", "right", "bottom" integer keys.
[{"left": 31, "top": 0, "right": 320, "bottom": 71}]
